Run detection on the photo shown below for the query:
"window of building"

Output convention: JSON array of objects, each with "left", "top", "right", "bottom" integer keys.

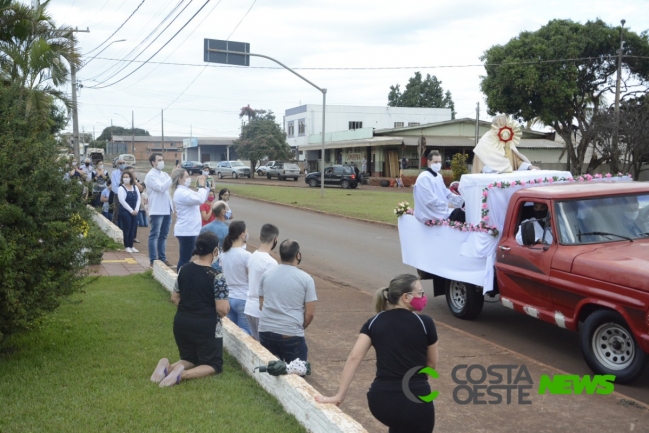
[
  {"left": 298, "top": 119, "right": 306, "bottom": 135},
  {"left": 394, "top": 122, "right": 404, "bottom": 128},
  {"left": 349, "top": 121, "right": 363, "bottom": 130},
  {"left": 408, "top": 122, "right": 420, "bottom": 126},
  {"left": 287, "top": 121, "right": 295, "bottom": 137}
]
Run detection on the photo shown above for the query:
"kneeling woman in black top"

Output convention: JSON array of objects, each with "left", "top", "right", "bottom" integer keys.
[
  {"left": 150, "top": 231, "right": 230, "bottom": 387},
  {"left": 316, "top": 274, "right": 438, "bottom": 433}
]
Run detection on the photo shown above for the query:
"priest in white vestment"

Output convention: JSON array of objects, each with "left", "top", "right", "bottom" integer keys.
[
  {"left": 414, "top": 151, "right": 465, "bottom": 223},
  {"left": 472, "top": 115, "right": 540, "bottom": 173}
]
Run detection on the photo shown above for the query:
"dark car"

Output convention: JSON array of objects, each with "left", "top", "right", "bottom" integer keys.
[
  {"left": 305, "top": 165, "right": 358, "bottom": 189},
  {"left": 181, "top": 161, "right": 203, "bottom": 174}
]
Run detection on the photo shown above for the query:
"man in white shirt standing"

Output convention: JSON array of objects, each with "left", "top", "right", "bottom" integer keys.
[
  {"left": 413, "top": 151, "right": 465, "bottom": 223},
  {"left": 244, "top": 224, "right": 279, "bottom": 341},
  {"left": 145, "top": 153, "right": 174, "bottom": 267}
]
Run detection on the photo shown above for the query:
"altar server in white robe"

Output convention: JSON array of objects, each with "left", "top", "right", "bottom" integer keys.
[
  {"left": 414, "top": 151, "right": 465, "bottom": 223},
  {"left": 472, "top": 115, "right": 540, "bottom": 174}
]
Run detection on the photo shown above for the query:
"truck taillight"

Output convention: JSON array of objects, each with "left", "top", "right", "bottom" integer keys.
[{"left": 350, "top": 174, "right": 356, "bottom": 179}]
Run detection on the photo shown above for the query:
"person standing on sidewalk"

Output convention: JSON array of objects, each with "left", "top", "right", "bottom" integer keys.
[
  {"left": 117, "top": 171, "right": 141, "bottom": 254},
  {"left": 244, "top": 224, "right": 279, "bottom": 341},
  {"left": 316, "top": 274, "right": 438, "bottom": 433},
  {"left": 220, "top": 221, "right": 252, "bottom": 335},
  {"left": 145, "top": 153, "right": 174, "bottom": 268},
  {"left": 171, "top": 169, "right": 208, "bottom": 270},
  {"left": 258, "top": 240, "right": 317, "bottom": 363},
  {"left": 200, "top": 190, "right": 216, "bottom": 227},
  {"left": 110, "top": 157, "right": 125, "bottom": 226}
]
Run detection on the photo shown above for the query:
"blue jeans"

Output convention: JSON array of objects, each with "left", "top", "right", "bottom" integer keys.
[
  {"left": 227, "top": 298, "right": 251, "bottom": 336},
  {"left": 148, "top": 214, "right": 171, "bottom": 263},
  {"left": 176, "top": 235, "right": 197, "bottom": 271},
  {"left": 259, "top": 332, "right": 308, "bottom": 363},
  {"left": 137, "top": 210, "right": 148, "bottom": 227}
]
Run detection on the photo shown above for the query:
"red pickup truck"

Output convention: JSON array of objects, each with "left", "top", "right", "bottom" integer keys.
[{"left": 437, "top": 181, "right": 649, "bottom": 383}]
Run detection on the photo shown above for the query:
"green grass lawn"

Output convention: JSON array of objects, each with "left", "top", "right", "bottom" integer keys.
[
  {"left": 228, "top": 183, "right": 411, "bottom": 224},
  {"left": 0, "top": 273, "right": 306, "bottom": 433}
]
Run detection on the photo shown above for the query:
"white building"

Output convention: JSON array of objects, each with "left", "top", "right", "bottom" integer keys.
[{"left": 284, "top": 105, "right": 451, "bottom": 148}]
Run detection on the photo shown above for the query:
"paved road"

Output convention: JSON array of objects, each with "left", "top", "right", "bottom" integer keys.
[{"left": 230, "top": 195, "right": 649, "bottom": 404}]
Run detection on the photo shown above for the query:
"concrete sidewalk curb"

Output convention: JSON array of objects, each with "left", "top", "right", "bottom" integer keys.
[
  {"left": 87, "top": 205, "right": 123, "bottom": 244},
  {"left": 151, "top": 260, "right": 368, "bottom": 433},
  {"left": 231, "top": 194, "right": 398, "bottom": 229}
]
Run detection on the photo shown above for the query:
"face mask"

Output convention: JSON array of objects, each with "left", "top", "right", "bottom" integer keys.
[
  {"left": 212, "top": 249, "right": 220, "bottom": 264},
  {"left": 123, "top": 178, "right": 131, "bottom": 185},
  {"left": 184, "top": 178, "right": 192, "bottom": 187},
  {"left": 85, "top": 162, "right": 90, "bottom": 167},
  {"left": 72, "top": 161, "right": 77, "bottom": 165},
  {"left": 98, "top": 165, "right": 103, "bottom": 170},
  {"left": 119, "top": 164, "right": 126, "bottom": 170},
  {"left": 202, "top": 171, "right": 210, "bottom": 176},
  {"left": 208, "top": 195, "right": 215, "bottom": 202},
  {"left": 430, "top": 163, "right": 442, "bottom": 173},
  {"left": 624, "top": 210, "right": 639, "bottom": 221},
  {"left": 409, "top": 294, "right": 428, "bottom": 312},
  {"left": 225, "top": 210, "right": 232, "bottom": 219},
  {"left": 271, "top": 239, "right": 277, "bottom": 250},
  {"left": 157, "top": 161, "right": 165, "bottom": 170},
  {"left": 533, "top": 210, "right": 547, "bottom": 220}
]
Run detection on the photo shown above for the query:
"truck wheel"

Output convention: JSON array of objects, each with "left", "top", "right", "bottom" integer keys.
[
  {"left": 580, "top": 310, "right": 647, "bottom": 384},
  {"left": 445, "top": 280, "right": 484, "bottom": 320}
]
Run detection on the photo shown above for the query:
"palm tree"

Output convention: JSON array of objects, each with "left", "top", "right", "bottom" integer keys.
[{"left": 0, "top": 0, "right": 80, "bottom": 112}]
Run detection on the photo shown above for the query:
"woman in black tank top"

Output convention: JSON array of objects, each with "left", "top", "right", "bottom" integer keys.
[{"left": 316, "top": 274, "right": 439, "bottom": 433}]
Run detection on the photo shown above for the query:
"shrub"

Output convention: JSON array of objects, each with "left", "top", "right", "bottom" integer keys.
[
  {"left": 451, "top": 153, "right": 469, "bottom": 181},
  {"left": 0, "top": 85, "right": 91, "bottom": 342}
]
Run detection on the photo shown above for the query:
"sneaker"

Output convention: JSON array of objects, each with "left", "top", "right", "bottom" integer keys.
[
  {"left": 133, "top": 238, "right": 141, "bottom": 243},
  {"left": 131, "top": 247, "right": 139, "bottom": 253},
  {"left": 125, "top": 247, "right": 133, "bottom": 253}
]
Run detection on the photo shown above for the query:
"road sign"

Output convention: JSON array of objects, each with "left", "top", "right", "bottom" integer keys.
[{"left": 204, "top": 39, "right": 250, "bottom": 66}]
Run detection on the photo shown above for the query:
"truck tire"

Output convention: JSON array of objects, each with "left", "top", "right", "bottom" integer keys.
[
  {"left": 445, "top": 280, "right": 484, "bottom": 320},
  {"left": 580, "top": 310, "right": 647, "bottom": 384}
]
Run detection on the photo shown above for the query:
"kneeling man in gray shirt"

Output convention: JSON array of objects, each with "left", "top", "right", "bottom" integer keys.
[{"left": 259, "top": 239, "right": 317, "bottom": 363}]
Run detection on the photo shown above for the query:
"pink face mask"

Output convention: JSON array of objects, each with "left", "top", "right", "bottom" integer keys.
[{"left": 409, "top": 294, "right": 428, "bottom": 312}]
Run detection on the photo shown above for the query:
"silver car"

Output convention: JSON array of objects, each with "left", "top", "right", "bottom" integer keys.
[
  {"left": 267, "top": 162, "right": 300, "bottom": 181},
  {"left": 215, "top": 161, "right": 251, "bottom": 179}
]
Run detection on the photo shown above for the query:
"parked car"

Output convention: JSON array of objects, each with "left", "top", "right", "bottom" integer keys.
[
  {"left": 305, "top": 165, "right": 358, "bottom": 189},
  {"left": 112, "top": 156, "right": 119, "bottom": 168},
  {"left": 204, "top": 161, "right": 219, "bottom": 175},
  {"left": 215, "top": 161, "right": 251, "bottom": 179},
  {"left": 256, "top": 160, "right": 279, "bottom": 176},
  {"left": 118, "top": 154, "right": 136, "bottom": 167},
  {"left": 181, "top": 161, "right": 203, "bottom": 174},
  {"left": 267, "top": 162, "right": 300, "bottom": 181}
]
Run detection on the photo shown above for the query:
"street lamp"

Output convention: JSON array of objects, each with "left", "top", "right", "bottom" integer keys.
[{"left": 82, "top": 39, "right": 126, "bottom": 69}]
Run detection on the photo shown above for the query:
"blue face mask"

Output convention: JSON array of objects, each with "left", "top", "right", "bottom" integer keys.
[
  {"left": 225, "top": 210, "right": 232, "bottom": 219},
  {"left": 119, "top": 164, "right": 126, "bottom": 170}
]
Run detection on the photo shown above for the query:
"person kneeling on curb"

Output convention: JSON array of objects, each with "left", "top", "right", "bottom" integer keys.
[{"left": 150, "top": 231, "right": 230, "bottom": 387}]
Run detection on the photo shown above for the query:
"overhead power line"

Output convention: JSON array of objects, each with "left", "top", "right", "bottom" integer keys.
[
  {"left": 88, "top": 0, "right": 211, "bottom": 89},
  {"left": 83, "top": 0, "right": 146, "bottom": 55},
  {"left": 88, "top": 55, "right": 649, "bottom": 72}
]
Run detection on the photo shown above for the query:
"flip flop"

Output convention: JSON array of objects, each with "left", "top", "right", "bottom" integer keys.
[{"left": 150, "top": 358, "right": 170, "bottom": 383}]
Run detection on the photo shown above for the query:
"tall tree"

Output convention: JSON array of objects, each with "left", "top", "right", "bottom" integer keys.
[
  {"left": 0, "top": 0, "right": 80, "bottom": 113},
  {"left": 388, "top": 72, "right": 456, "bottom": 118},
  {"left": 96, "top": 126, "right": 150, "bottom": 141},
  {"left": 480, "top": 19, "right": 649, "bottom": 175},
  {"left": 233, "top": 110, "right": 291, "bottom": 176}
]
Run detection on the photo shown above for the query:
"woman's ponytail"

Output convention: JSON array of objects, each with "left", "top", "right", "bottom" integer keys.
[
  {"left": 373, "top": 287, "right": 390, "bottom": 313},
  {"left": 373, "top": 274, "right": 419, "bottom": 313},
  {"left": 222, "top": 221, "right": 246, "bottom": 252}
]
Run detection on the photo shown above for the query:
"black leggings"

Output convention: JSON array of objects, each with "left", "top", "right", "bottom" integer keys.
[{"left": 367, "top": 388, "right": 435, "bottom": 433}]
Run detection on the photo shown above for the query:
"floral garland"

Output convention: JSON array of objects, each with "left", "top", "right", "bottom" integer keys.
[
  {"left": 424, "top": 218, "right": 500, "bottom": 237},
  {"left": 480, "top": 173, "right": 633, "bottom": 224}
]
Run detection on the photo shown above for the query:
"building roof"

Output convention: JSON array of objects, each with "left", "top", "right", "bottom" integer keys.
[
  {"left": 300, "top": 136, "right": 403, "bottom": 151},
  {"left": 112, "top": 136, "right": 236, "bottom": 145}
]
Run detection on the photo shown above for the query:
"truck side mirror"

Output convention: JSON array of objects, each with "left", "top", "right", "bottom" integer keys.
[{"left": 522, "top": 221, "right": 536, "bottom": 246}]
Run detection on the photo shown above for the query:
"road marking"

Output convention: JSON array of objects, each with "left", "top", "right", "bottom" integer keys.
[{"left": 101, "top": 258, "right": 138, "bottom": 264}]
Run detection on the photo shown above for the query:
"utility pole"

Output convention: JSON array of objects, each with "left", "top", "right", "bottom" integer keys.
[
  {"left": 613, "top": 19, "right": 626, "bottom": 152},
  {"left": 161, "top": 109, "right": 165, "bottom": 155},
  {"left": 69, "top": 27, "right": 90, "bottom": 162},
  {"left": 131, "top": 110, "right": 134, "bottom": 155},
  {"left": 475, "top": 102, "right": 480, "bottom": 145}
]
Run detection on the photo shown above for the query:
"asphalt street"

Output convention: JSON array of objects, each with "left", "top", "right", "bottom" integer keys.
[{"left": 228, "top": 194, "right": 649, "bottom": 404}]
